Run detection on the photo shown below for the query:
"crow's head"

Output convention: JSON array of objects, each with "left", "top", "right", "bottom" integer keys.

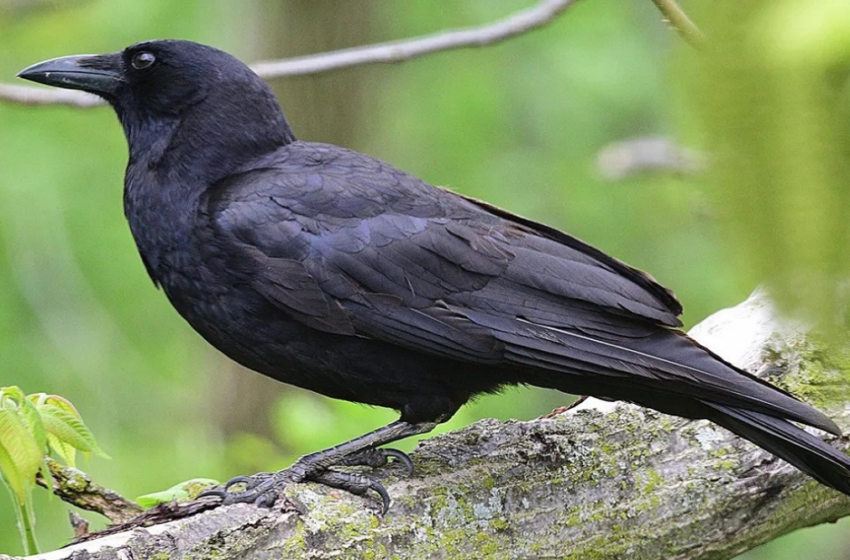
[{"left": 19, "top": 40, "right": 294, "bottom": 173}]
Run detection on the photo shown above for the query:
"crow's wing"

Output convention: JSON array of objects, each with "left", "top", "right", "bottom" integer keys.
[
  {"left": 207, "top": 144, "right": 680, "bottom": 340},
  {"left": 206, "top": 143, "right": 836, "bottom": 432}
]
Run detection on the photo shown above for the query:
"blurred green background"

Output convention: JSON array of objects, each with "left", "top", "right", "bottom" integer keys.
[{"left": 0, "top": 0, "right": 848, "bottom": 557}]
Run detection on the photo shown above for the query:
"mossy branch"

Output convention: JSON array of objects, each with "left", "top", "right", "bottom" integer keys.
[
  {"left": 2, "top": 290, "right": 849, "bottom": 560},
  {"left": 34, "top": 458, "right": 143, "bottom": 525}
]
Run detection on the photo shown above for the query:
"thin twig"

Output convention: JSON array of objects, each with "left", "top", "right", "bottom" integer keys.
[
  {"left": 649, "top": 0, "right": 705, "bottom": 48},
  {"left": 0, "top": 82, "right": 104, "bottom": 108},
  {"left": 0, "top": 0, "right": 579, "bottom": 108},
  {"left": 251, "top": 0, "right": 579, "bottom": 77}
]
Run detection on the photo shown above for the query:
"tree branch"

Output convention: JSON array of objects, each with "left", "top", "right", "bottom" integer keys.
[
  {"left": 35, "top": 459, "right": 143, "bottom": 525},
  {"left": 0, "top": 0, "right": 579, "bottom": 108},
  {"left": 0, "top": 83, "right": 103, "bottom": 108},
  {"left": 649, "top": 0, "right": 706, "bottom": 48},
  {"left": 3, "top": 290, "right": 848, "bottom": 559}
]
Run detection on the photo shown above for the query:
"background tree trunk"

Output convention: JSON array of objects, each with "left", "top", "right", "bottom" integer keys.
[{"left": 215, "top": 0, "right": 379, "bottom": 446}]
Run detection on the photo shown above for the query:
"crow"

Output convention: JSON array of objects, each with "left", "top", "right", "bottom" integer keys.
[{"left": 18, "top": 40, "right": 850, "bottom": 512}]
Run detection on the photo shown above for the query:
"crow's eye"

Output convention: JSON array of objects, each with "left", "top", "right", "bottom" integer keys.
[{"left": 131, "top": 52, "right": 156, "bottom": 70}]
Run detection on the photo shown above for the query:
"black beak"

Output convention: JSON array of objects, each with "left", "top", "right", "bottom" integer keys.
[{"left": 17, "top": 53, "right": 123, "bottom": 97}]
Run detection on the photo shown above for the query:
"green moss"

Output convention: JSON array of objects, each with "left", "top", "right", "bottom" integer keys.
[
  {"left": 480, "top": 473, "right": 495, "bottom": 490},
  {"left": 765, "top": 336, "right": 850, "bottom": 410},
  {"left": 280, "top": 519, "right": 309, "bottom": 556},
  {"left": 360, "top": 543, "right": 388, "bottom": 560},
  {"left": 470, "top": 531, "right": 501, "bottom": 556},
  {"left": 60, "top": 469, "right": 89, "bottom": 493},
  {"left": 641, "top": 469, "right": 663, "bottom": 495},
  {"left": 489, "top": 517, "right": 510, "bottom": 532},
  {"left": 716, "top": 458, "right": 739, "bottom": 471}
]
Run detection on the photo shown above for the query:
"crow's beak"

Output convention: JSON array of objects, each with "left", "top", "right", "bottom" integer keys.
[{"left": 17, "top": 53, "right": 123, "bottom": 97}]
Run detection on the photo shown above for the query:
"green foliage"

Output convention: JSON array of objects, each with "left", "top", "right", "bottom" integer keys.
[
  {"left": 0, "top": 387, "right": 107, "bottom": 554},
  {"left": 136, "top": 478, "right": 219, "bottom": 508},
  {"left": 687, "top": 0, "right": 850, "bottom": 332},
  {"left": 0, "top": 388, "right": 42, "bottom": 554}
]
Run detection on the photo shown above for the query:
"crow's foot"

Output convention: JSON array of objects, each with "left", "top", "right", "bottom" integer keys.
[
  {"left": 199, "top": 447, "right": 414, "bottom": 513},
  {"left": 200, "top": 420, "right": 436, "bottom": 514}
]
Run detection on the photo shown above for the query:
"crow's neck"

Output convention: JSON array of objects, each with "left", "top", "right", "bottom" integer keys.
[{"left": 122, "top": 110, "right": 294, "bottom": 187}]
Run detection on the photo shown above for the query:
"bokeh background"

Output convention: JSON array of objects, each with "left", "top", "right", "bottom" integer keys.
[{"left": 1, "top": 0, "right": 848, "bottom": 557}]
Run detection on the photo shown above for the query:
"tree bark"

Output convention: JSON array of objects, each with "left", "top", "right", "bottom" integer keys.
[{"left": 4, "top": 290, "right": 849, "bottom": 560}]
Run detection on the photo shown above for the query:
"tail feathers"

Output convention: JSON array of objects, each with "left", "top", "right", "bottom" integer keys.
[
  {"left": 705, "top": 402, "right": 850, "bottom": 495},
  {"left": 481, "top": 309, "right": 841, "bottom": 435}
]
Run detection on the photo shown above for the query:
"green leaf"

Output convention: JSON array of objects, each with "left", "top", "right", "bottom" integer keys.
[
  {"left": 37, "top": 404, "right": 108, "bottom": 459},
  {"left": 18, "top": 398, "right": 47, "bottom": 455},
  {"left": 0, "top": 409, "right": 43, "bottom": 504},
  {"left": 0, "top": 386, "right": 27, "bottom": 405},
  {"left": 1, "top": 444, "right": 40, "bottom": 554},
  {"left": 31, "top": 393, "right": 80, "bottom": 418},
  {"left": 46, "top": 433, "right": 77, "bottom": 468},
  {"left": 136, "top": 478, "right": 219, "bottom": 508},
  {"left": 0, "top": 439, "right": 27, "bottom": 505}
]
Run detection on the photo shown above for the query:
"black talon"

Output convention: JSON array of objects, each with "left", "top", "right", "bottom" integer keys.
[
  {"left": 310, "top": 469, "right": 392, "bottom": 515},
  {"left": 383, "top": 449, "right": 415, "bottom": 475},
  {"left": 253, "top": 491, "right": 278, "bottom": 508},
  {"left": 223, "top": 475, "right": 256, "bottom": 490},
  {"left": 366, "top": 478, "right": 392, "bottom": 515},
  {"left": 197, "top": 488, "right": 228, "bottom": 500},
  {"left": 198, "top": 472, "right": 281, "bottom": 505},
  {"left": 341, "top": 447, "right": 415, "bottom": 475}
]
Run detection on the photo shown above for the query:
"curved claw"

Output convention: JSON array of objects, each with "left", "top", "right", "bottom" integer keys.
[
  {"left": 223, "top": 475, "right": 257, "bottom": 490},
  {"left": 382, "top": 449, "right": 414, "bottom": 475},
  {"left": 229, "top": 476, "right": 277, "bottom": 506},
  {"left": 365, "top": 477, "right": 392, "bottom": 515},
  {"left": 253, "top": 487, "right": 279, "bottom": 508},
  {"left": 191, "top": 419, "right": 433, "bottom": 514},
  {"left": 194, "top": 421, "right": 432, "bottom": 514},
  {"left": 341, "top": 448, "right": 415, "bottom": 475},
  {"left": 310, "top": 469, "right": 392, "bottom": 515},
  {"left": 197, "top": 487, "right": 229, "bottom": 500},
  {"left": 197, "top": 472, "right": 282, "bottom": 506}
]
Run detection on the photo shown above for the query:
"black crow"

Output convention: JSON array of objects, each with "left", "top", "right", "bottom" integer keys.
[{"left": 18, "top": 40, "right": 850, "bottom": 512}]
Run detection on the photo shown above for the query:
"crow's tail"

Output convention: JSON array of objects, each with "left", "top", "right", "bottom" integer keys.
[
  {"left": 485, "top": 305, "right": 850, "bottom": 494},
  {"left": 703, "top": 402, "right": 850, "bottom": 494}
]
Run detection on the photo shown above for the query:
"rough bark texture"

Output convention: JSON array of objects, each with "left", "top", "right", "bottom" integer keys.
[{"left": 4, "top": 291, "right": 850, "bottom": 560}]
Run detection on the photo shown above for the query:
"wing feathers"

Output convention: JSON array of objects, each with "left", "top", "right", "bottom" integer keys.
[{"left": 346, "top": 295, "right": 503, "bottom": 363}]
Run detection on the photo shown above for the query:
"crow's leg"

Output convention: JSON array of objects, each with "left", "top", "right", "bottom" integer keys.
[{"left": 201, "top": 420, "right": 436, "bottom": 513}]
